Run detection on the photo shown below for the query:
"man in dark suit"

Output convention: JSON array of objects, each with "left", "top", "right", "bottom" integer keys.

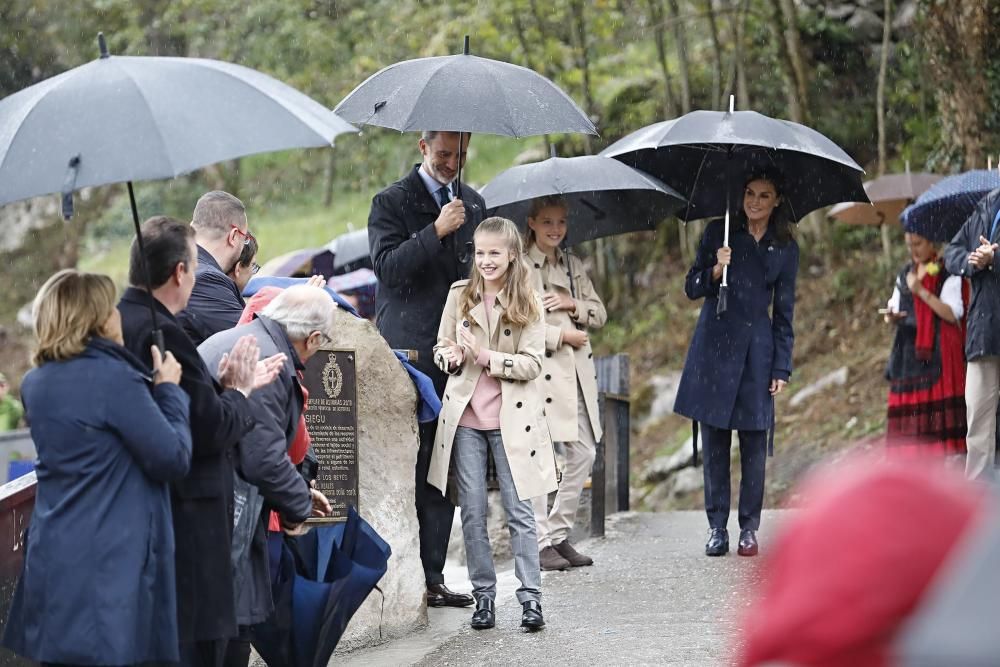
[
  {"left": 368, "top": 131, "right": 485, "bottom": 607},
  {"left": 178, "top": 191, "right": 254, "bottom": 346},
  {"left": 118, "top": 216, "right": 283, "bottom": 666}
]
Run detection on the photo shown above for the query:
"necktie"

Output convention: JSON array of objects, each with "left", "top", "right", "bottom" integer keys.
[
  {"left": 990, "top": 207, "right": 1000, "bottom": 241},
  {"left": 436, "top": 185, "right": 451, "bottom": 208}
]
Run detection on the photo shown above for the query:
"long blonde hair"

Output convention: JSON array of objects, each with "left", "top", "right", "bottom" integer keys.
[
  {"left": 32, "top": 269, "right": 118, "bottom": 366},
  {"left": 459, "top": 217, "right": 540, "bottom": 327}
]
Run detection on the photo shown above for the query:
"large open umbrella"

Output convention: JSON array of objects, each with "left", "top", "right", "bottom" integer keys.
[
  {"left": 333, "top": 36, "right": 597, "bottom": 196},
  {"left": 480, "top": 153, "right": 686, "bottom": 246},
  {"left": 0, "top": 33, "right": 356, "bottom": 349},
  {"left": 326, "top": 228, "right": 372, "bottom": 273},
  {"left": 601, "top": 98, "right": 866, "bottom": 313},
  {"left": 901, "top": 170, "right": 1000, "bottom": 243},
  {"left": 829, "top": 171, "right": 942, "bottom": 226}
]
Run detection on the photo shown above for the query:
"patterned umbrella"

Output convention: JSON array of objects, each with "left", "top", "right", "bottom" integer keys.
[{"left": 901, "top": 170, "right": 1000, "bottom": 242}]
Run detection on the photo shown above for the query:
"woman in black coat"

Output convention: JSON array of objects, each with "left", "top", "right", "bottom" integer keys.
[{"left": 673, "top": 167, "right": 799, "bottom": 558}]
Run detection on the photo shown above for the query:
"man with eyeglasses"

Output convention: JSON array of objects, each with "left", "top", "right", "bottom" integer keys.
[
  {"left": 179, "top": 191, "right": 256, "bottom": 346},
  {"left": 368, "top": 130, "right": 486, "bottom": 609}
]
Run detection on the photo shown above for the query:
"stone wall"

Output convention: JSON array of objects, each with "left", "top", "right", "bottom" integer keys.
[{"left": 326, "top": 308, "right": 427, "bottom": 652}]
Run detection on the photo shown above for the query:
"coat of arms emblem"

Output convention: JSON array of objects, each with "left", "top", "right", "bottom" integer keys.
[{"left": 322, "top": 354, "right": 344, "bottom": 399}]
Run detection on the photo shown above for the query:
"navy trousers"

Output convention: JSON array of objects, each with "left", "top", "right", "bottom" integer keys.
[{"left": 701, "top": 425, "right": 767, "bottom": 531}]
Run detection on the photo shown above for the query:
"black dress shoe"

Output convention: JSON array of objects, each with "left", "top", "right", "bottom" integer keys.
[
  {"left": 520, "top": 600, "right": 545, "bottom": 631},
  {"left": 470, "top": 597, "right": 495, "bottom": 630},
  {"left": 427, "top": 583, "right": 475, "bottom": 608},
  {"left": 705, "top": 528, "right": 729, "bottom": 557},
  {"left": 737, "top": 529, "right": 759, "bottom": 556}
]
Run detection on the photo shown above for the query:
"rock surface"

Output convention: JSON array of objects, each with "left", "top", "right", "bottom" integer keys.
[{"left": 326, "top": 307, "right": 427, "bottom": 651}]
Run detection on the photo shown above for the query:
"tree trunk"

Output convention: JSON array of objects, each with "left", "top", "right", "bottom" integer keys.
[
  {"left": 322, "top": 150, "right": 336, "bottom": 208},
  {"left": 776, "top": 0, "right": 810, "bottom": 122},
  {"left": 918, "top": 1, "right": 994, "bottom": 170},
  {"left": 876, "top": 0, "right": 892, "bottom": 177},
  {"left": 767, "top": 0, "right": 805, "bottom": 123},
  {"left": 666, "top": 0, "right": 692, "bottom": 113},
  {"left": 570, "top": 0, "right": 596, "bottom": 153},
  {"left": 647, "top": 0, "right": 678, "bottom": 118},
  {"left": 705, "top": 0, "right": 724, "bottom": 109}
]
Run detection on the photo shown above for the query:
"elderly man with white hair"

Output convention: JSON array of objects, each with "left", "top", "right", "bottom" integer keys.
[{"left": 198, "top": 284, "right": 334, "bottom": 666}]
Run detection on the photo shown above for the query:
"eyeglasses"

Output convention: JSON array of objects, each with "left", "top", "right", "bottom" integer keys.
[
  {"left": 230, "top": 224, "right": 255, "bottom": 247},
  {"left": 312, "top": 330, "right": 332, "bottom": 345},
  {"left": 250, "top": 262, "right": 261, "bottom": 275}
]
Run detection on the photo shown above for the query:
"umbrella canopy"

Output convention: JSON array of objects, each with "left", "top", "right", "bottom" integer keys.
[
  {"left": 333, "top": 38, "right": 596, "bottom": 138},
  {"left": 325, "top": 229, "right": 372, "bottom": 272},
  {"left": 829, "top": 172, "right": 942, "bottom": 226},
  {"left": 0, "top": 39, "right": 356, "bottom": 208},
  {"left": 900, "top": 170, "right": 1000, "bottom": 243},
  {"left": 480, "top": 155, "right": 686, "bottom": 246},
  {"left": 600, "top": 109, "right": 868, "bottom": 222},
  {"left": 252, "top": 507, "right": 391, "bottom": 667},
  {"left": 258, "top": 248, "right": 327, "bottom": 278}
]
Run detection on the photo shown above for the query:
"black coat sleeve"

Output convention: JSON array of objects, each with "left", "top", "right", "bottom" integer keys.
[
  {"left": 944, "top": 205, "right": 981, "bottom": 279},
  {"left": 237, "top": 374, "right": 312, "bottom": 523},
  {"left": 770, "top": 242, "right": 799, "bottom": 382},
  {"left": 685, "top": 221, "right": 723, "bottom": 300},
  {"left": 368, "top": 190, "right": 442, "bottom": 289},
  {"left": 162, "top": 323, "right": 255, "bottom": 459}
]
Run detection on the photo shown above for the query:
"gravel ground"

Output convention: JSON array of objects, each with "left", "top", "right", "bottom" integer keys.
[{"left": 340, "top": 510, "right": 785, "bottom": 666}]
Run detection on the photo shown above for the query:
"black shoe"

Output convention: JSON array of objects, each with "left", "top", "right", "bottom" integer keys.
[
  {"left": 705, "top": 528, "right": 729, "bottom": 557},
  {"left": 737, "top": 529, "right": 758, "bottom": 557},
  {"left": 520, "top": 600, "right": 545, "bottom": 631},
  {"left": 427, "top": 583, "right": 475, "bottom": 608},
  {"left": 470, "top": 597, "right": 495, "bottom": 630}
]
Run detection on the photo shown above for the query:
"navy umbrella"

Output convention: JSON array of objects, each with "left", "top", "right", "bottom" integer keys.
[
  {"left": 253, "top": 507, "right": 391, "bottom": 667},
  {"left": 0, "top": 33, "right": 355, "bottom": 351},
  {"left": 601, "top": 99, "right": 866, "bottom": 313},
  {"left": 900, "top": 170, "right": 1000, "bottom": 243},
  {"left": 480, "top": 153, "right": 686, "bottom": 246}
]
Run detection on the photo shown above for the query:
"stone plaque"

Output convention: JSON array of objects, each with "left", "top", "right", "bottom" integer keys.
[{"left": 302, "top": 348, "right": 358, "bottom": 523}]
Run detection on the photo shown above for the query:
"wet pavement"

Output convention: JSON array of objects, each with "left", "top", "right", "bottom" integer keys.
[{"left": 337, "top": 510, "right": 784, "bottom": 666}]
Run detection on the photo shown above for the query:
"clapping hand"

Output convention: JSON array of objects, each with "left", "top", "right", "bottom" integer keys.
[
  {"left": 217, "top": 335, "right": 259, "bottom": 397},
  {"left": 437, "top": 337, "right": 465, "bottom": 368},
  {"left": 542, "top": 291, "right": 576, "bottom": 313},
  {"left": 305, "top": 274, "right": 326, "bottom": 288},
  {"left": 253, "top": 353, "right": 286, "bottom": 389},
  {"left": 458, "top": 327, "right": 482, "bottom": 361},
  {"left": 969, "top": 236, "right": 999, "bottom": 269}
]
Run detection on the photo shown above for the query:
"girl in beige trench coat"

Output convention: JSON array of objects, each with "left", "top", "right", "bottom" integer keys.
[
  {"left": 524, "top": 195, "right": 608, "bottom": 572},
  {"left": 429, "top": 217, "right": 557, "bottom": 631}
]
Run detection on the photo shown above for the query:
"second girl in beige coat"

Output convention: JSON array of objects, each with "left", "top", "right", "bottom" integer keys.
[{"left": 525, "top": 195, "right": 607, "bottom": 571}]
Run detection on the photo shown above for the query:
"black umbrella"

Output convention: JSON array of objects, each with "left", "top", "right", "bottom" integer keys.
[
  {"left": 333, "top": 36, "right": 597, "bottom": 197},
  {"left": 326, "top": 229, "right": 372, "bottom": 274},
  {"left": 0, "top": 34, "right": 356, "bottom": 350},
  {"left": 601, "top": 98, "right": 867, "bottom": 313},
  {"left": 480, "top": 153, "right": 686, "bottom": 246}
]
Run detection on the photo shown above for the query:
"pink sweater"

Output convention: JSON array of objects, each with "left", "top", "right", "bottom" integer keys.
[{"left": 459, "top": 293, "right": 502, "bottom": 430}]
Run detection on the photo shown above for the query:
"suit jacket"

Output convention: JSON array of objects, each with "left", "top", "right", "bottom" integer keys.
[
  {"left": 198, "top": 315, "right": 312, "bottom": 625},
  {"left": 178, "top": 245, "right": 246, "bottom": 347},
  {"left": 943, "top": 188, "right": 1000, "bottom": 361},
  {"left": 118, "top": 287, "right": 254, "bottom": 643},
  {"left": 368, "top": 164, "right": 486, "bottom": 395},
  {"left": 673, "top": 219, "right": 799, "bottom": 431}
]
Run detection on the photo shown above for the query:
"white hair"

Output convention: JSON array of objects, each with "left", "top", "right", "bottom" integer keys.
[{"left": 260, "top": 285, "right": 334, "bottom": 341}]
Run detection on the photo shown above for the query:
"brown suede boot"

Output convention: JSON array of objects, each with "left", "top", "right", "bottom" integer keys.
[
  {"left": 539, "top": 545, "right": 572, "bottom": 571},
  {"left": 553, "top": 540, "right": 594, "bottom": 567}
]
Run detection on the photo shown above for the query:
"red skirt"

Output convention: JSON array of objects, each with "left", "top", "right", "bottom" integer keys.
[{"left": 886, "top": 320, "right": 967, "bottom": 456}]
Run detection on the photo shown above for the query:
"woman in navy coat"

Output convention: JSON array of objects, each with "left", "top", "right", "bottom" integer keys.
[
  {"left": 2, "top": 270, "right": 192, "bottom": 666},
  {"left": 673, "top": 167, "right": 799, "bottom": 558}
]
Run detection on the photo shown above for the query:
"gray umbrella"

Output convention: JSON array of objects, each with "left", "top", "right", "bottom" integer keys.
[
  {"left": 333, "top": 37, "right": 596, "bottom": 138},
  {"left": 334, "top": 36, "right": 597, "bottom": 195},
  {"left": 0, "top": 34, "right": 356, "bottom": 351},
  {"left": 326, "top": 229, "right": 372, "bottom": 272},
  {"left": 480, "top": 154, "right": 686, "bottom": 247}
]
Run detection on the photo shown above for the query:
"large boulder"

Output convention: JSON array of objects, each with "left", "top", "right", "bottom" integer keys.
[{"left": 326, "top": 308, "right": 427, "bottom": 652}]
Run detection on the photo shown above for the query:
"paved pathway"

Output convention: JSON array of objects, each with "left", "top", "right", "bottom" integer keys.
[{"left": 340, "top": 511, "right": 783, "bottom": 666}]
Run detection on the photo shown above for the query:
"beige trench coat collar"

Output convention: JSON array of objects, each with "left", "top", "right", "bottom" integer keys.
[
  {"left": 467, "top": 288, "right": 509, "bottom": 346},
  {"left": 527, "top": 244, "right": 572, "bottom": 292}
]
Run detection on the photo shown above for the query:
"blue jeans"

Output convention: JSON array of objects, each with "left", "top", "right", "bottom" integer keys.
[{"left": 453, "top": 427, "right": 541, "bottom": 604}]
